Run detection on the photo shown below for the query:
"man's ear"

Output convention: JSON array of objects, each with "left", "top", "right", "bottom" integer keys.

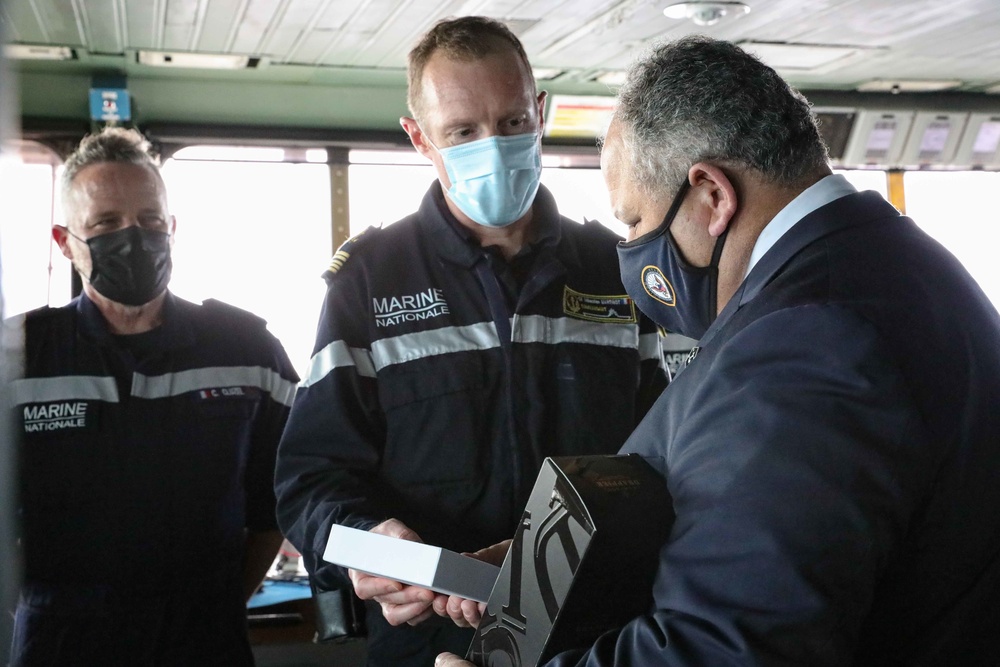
[
  {"left": 400, "top": 117, "right": 435, "bottom": 160},
  {"left": 168, "top": 215, "right": 177, "bottom": 246},
  {"left": 688, "top": 162, "right": 738, "bottom": 238},
  {"left": 52, "top": 225, "right": 74, "bottom": 261},
  {"left": 536, "top": 90, "right": 548, "bottom": 134}
]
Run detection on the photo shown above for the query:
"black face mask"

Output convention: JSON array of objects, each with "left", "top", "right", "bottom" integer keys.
[
  {"left": 616, "top": 180, "right": 730, "bottom": 340},
  {"left": 73, "top": 226, "right": 172, "bottom": 306}
]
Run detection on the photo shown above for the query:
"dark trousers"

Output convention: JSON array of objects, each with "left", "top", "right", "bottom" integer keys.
[{"left": 10, "top": 583, "right": 254, "bottom": 667}]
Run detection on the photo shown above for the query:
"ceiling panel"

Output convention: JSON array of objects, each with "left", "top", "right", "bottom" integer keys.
[
  {"left": 123, "top": 0, "right": 158, "bottom": 50},
  {"left": 161, "top": 0, "right": 200, "bottom": 51},
  {"left": 31, "top": 0, "right": 86, "bottom": 46},
  {"left": 4, "top": 1, "right": 44, "bottom": 43},
  {"left": 78, "top": 0, "right": 125, "bottom": 54},
  {"left": 262, "top": 0, "right": 330, "bottom": 58},
  {"left": 364, "top": 0, "right": 473, "bottom": 68},
  {"left": 5, "top": 0, "right": 1000, "bottom": 97},
  {"left": 313, "top": 0, "right": 355, "bottom": 31},
  {"left": 194, "top": 0, "right": 245, "bottom": 52},
  {"left": 229, "top": 0, "right": 285, "bottom": 53}
]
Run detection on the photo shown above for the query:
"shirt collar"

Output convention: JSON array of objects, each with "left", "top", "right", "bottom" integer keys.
[
  {"left": 744, "top": 173, "right": 857, "bottom": 278},
  {"left": 77, "top": 290, "right": 194, "bottom": 351},
  {"left": 427, "top": 181, "right": 562, "bottom": 262}
]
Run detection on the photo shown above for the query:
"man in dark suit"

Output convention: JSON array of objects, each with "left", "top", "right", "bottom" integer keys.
[{"left": 435, "top": 35, "right": 1000, "bottom": 666}]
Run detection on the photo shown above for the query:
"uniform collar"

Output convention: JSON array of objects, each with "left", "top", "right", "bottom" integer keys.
[
  {"left": 420, "top": 181, "right": 563, "bottom": 268},
  {"left": 696, "top": 190, "right": 901, "bottom": 353},
  {"left": 744, "top": 174, "right": 857, "bottom": 278},
  {"left": 76, "top": 290, "right": 196, "bottom": 351}
]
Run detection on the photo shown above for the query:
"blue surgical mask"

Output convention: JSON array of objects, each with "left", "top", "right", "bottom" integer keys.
[
  {"left": 433, "top": 132, "right": 542, "bottom": 228},
  {"left": 616, "top": 180, "right": 729, "bottom": 340}
]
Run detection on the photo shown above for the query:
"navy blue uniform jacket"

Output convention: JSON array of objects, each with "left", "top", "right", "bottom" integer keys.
[
  {"left": 9, "top": 293, "right": 298, "bottom": 666},
  {"left": 275, "top": 184, "right": 668, "bottom": 590},
  {"left": 549, "top": 191, "right": 1000, "bottom": 666}
]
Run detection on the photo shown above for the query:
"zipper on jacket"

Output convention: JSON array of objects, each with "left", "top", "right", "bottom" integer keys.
[{"left": 473, "top": 256, "right": 521, "bottom": 512}]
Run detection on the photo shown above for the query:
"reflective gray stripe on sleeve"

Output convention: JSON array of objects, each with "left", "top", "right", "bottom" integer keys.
[
  {"left": 639, "top": 332, "right": 664, "bottom": 362},
  {"left": 131, "top": 366, "right": 297, "bottom": 407},
  {"left": 300, "top": 340, "right": 376, "bottom": 388},
  {"left": 12, "top": 375, "right": 120, "bottom": 405},
  {"left": 512, "top": 315, "right": 639, "bottom": 349},
  {"left": 303, "top": 316, "right": 638, "bottom": 379},
  {"left": 371, "top": 321, "right": 500, "bottom": 371}
]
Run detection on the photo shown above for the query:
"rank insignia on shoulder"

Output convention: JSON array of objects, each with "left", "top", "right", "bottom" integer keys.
[{"left": 322, "top": 226, "right": 377, "bottom": 280}]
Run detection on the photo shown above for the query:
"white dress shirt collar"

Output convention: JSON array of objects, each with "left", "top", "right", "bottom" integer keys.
[{"left": 744, "top": 173, "right": 857, "bottom": 278}]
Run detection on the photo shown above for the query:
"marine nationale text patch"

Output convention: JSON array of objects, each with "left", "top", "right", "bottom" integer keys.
[
  {"left": 563, "top": 286, "right": 637, "bottom": 323},
  {"left": 373, "top": 287, "right": 450, "bottom": 328},
  {"left": 22, "top": 401, "right": 96, "bottom": 434}
]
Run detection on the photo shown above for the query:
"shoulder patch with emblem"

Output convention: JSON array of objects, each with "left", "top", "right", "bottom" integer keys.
[
  {"left": 323, "top": 225, "right": 379, "bottom": 282},
  {"left": 563, "top": 286, "right": 637, "bottom": 323}
]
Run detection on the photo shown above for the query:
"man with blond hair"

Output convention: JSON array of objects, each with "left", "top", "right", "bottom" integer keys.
[{"left": 275, "top": 15, "right": 668, "bottom": 667}]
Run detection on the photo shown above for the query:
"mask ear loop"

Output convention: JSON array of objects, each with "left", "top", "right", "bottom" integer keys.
[
  {"left": 703, "top": 210, "right": 732, "bottom": 321},
  {"left": 619, "top": 179, "right": 691, "bottom": 248},
  {"left": 66, "top": 229, "right": 88, "bottom": 244}
]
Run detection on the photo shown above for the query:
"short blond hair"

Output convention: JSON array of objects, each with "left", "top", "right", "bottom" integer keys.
[{"left": 406, "top": 16, "right": 535, "bottom": 122}]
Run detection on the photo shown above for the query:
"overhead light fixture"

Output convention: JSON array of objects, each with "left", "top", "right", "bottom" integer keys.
[
  {"left": 738, "top": 41, "right": 870, "bottom": 71},
  {"left": 3, "top": 44, "right": 76, "bottom": 61},
  {"left": 857, "top": 79, "right": 963, "bottom": 93},
  {"left": 532, "top": 67, "right": 564, "bottom": 81},
  {"left": 663, "top": 2, "right": 750, "bottom": 26},
  {"left": 137, "top": 50, "right": 260, "bottom": 70}
]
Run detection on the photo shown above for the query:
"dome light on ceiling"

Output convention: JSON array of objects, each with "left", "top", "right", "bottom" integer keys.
[{"left": 663, "top": 2, "right": 751, "bottom": 26}]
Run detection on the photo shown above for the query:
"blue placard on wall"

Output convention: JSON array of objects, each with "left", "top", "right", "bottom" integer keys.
[{"left": 89, "top": 88, "right": 131, "bottom": 122}]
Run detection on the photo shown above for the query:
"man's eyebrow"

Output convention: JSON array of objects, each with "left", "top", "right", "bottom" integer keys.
[{"left": 85, "top": 208, "right": 120, "bottom": 220}]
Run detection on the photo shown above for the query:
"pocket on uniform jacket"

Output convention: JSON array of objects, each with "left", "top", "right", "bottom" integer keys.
[
  {"left": 17, "top": 398, "right": 104, "bottom": 509},
  {"left": 183, "top": 392, "right": 259, "bottom": 487},
  {"left": 378, "top": 355, "right": 489, "bottom": 485},
  {"left": 377, "top": 355, "right": 484, "bottom": 410}
]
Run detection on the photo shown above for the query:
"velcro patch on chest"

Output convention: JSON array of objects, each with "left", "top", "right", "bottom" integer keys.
[
  {"left": 194, "top": 386, "right": 260, "bottom": 401},
  {"left": 563, "top": 286, "right": 637, "bottom": 323},
  {"left": 21, "top": 401, "right": 96, "bottom": 435},
  {"left": 373, "top": 288, "right": 451, "bottom": 328}
]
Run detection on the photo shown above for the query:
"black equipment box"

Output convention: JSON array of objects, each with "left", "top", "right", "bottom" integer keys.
[{"left": 467, "top": 454, "right": 674, "bottom": 666}]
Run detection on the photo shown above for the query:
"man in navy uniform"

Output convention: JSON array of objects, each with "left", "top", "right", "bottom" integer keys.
[
  {"left": 7, "top": 127, "right": 298, "bottom": 666},
  {"left": 434, "top": 36, "right": 1000, "bottom": 667},
  {"left": 274, "top": 15, "right": 668, "bottom": 667}
]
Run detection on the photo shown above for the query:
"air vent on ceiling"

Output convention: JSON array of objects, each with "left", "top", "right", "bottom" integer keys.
[{"left": 738, "top": 41, "right": 879, "bottom": 72}]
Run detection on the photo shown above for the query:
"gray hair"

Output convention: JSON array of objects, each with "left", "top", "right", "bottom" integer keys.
[
  {"left": 60, "top": 127, "right": 162, "bottom": 204},
  {"left": 614, "top": 35, "right": 830, "bottom": 195}
]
